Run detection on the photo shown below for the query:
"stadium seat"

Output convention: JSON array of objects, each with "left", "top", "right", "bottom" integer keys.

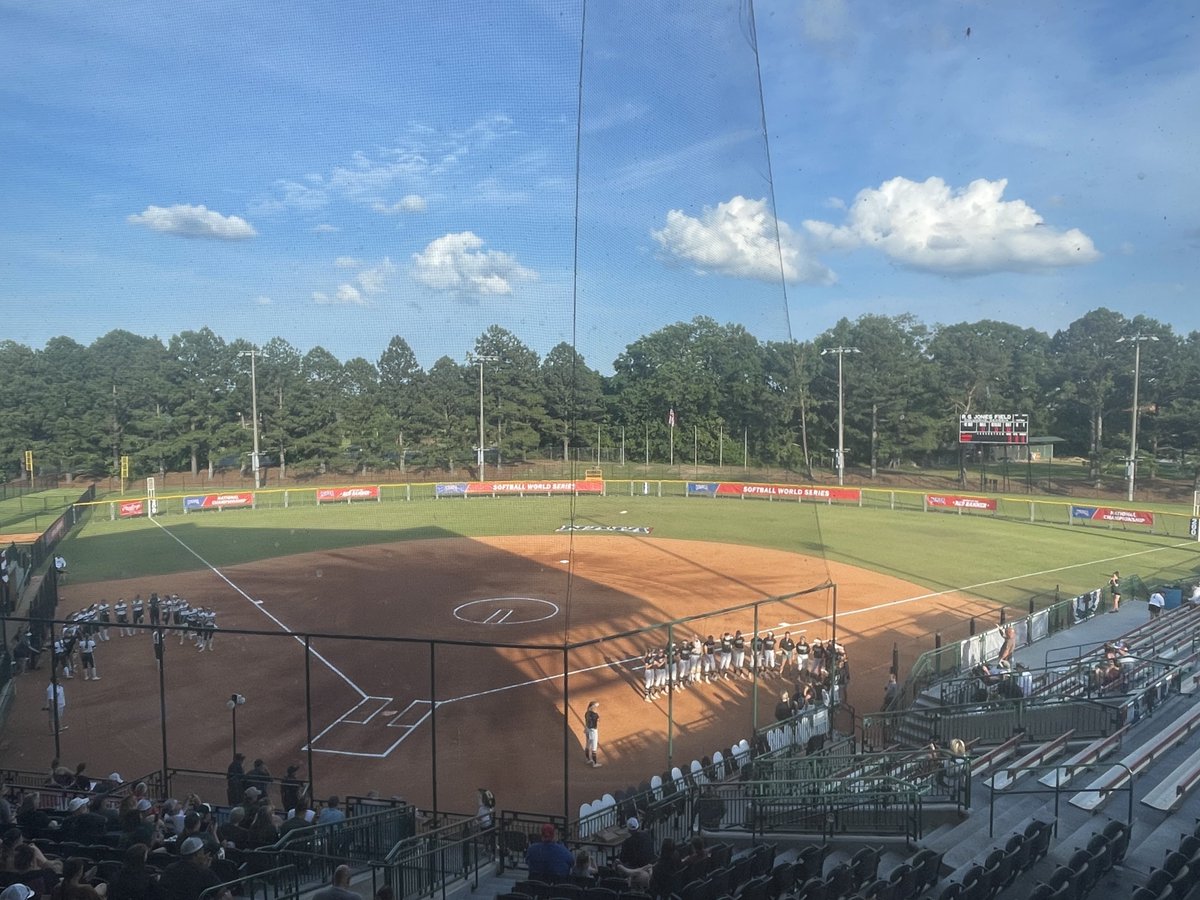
[
  {"left": 886, "top": 863, "right": 918, "bottom": 900},
  {"left": 1025, "top": 820, "right": 1054, "bottom": 863},
  {"left": 581, "top": 888, "right": 618, "bottom": 900},
  {"left": 934, "top": 883, "right": 963, "bottom": 900},
  {"left": 850, "top": 846, "right": 881, "bottom": 884},
  {"left": 911, "top": 848, "right": 945, "bottom": 892},
  {"left": 860, "top": 877, "right": 897, "bottom": 900},
  {"left": 794, "top": 876, "right": 827, "bottom": 900},
  {"left": 707, "top": 865, "right": 731, "bottom": 897},
  {"left": 768, "top": 861, "right": 795, "bottom": 898},
  {"left": 734, "top": 875, "right": 770, "bottom": 900}
]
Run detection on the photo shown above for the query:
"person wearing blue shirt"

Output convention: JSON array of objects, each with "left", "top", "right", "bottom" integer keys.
[{"left": 526, "top": 823, "right": 573, "bottom": 880}]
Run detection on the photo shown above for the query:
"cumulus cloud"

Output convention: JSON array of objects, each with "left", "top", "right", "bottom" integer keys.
[
  {"left": 355, "top": 258, "right": 396, "bottom": 295},
  {"left": 652, "top": 196, "right": 834, "bottom": 285},
  {"left": 251, "top": 178, "right": 329, "bottom": 214},
  {"left": 254, "top": 295, "right": 272, "bottom": 306},
  {"left": 411, "top": 232, "right": 536, "bottom": 298},
  {"left": 334, "top": 256, "right": 361, "bottom": 268},
  {"left": 804, "top": 177, "right": 1100, "bottom": 274},
  {"left": 312, "top": 257, "right": 396, "bottom": 307},
  {"left": 311, "top": 223, "right": 338, "bottom": 234},
  {"left": 127, "top": 204, "right": 257, "bottom": 240},
  {"left": 372, "top": 194, "right": 427, "bottom": 215}
]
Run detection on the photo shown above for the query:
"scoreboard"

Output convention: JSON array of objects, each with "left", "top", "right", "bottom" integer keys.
[{"left": 959, "top": 413, "right": 1029, "bottom": 444}]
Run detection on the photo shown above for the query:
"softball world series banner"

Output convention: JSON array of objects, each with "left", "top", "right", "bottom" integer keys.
[
  {"left": 183, "top": 492, "right": 254, "bottom": 511},
  {"left": 687, "top": 482, "right": 862, "bottom": 501},
  {"left": 926, "top": 494, "right": 997, "bottom": 511},
  {"left": 1071, "top": 505, "right": 1154, "bottom": 526},
  {"left": 435, "top": 480, "right": 604, "bottom": 497}
]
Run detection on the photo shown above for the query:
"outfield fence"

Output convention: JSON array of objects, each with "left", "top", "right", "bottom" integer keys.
[{"left": 82, "top": 478, "right": 1200, "bottom": 542}]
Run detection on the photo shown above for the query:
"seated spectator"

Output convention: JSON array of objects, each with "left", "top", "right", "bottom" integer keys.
[
  {"left": 49, "top": 857, "right": 105, "bottom": 900},
  {"left": 695, "top": 787, "right": 726, "bottom": 830},
  {"left": 316, "top": 796, "right": 345, "bottom": 825},
  {"left": 312, "top": 865, "right": 357, "bottom": 900},
  {"left": 106, "top": 844, "right": 163, "bottom": 900},
  {"left": 570, "top": 849, "right": 596, "bottom": 881},
  {"left": 525, "top": 823, "right": 572, "bottom": 881},
  {"left": 997, "top": 628, "right": 1016, "bottom": 669},
  {"left": 215, "top": 808, "right": 249, "bottom": 849},
  {"left": 279, "top": 799, "right": 314, "bottom": 839},
  {"left": 157, "top": 837, "right": 231, "bottom": 900},
  {"left": 1014, "top": 664, "right": 1034, "bottom": 698},
  {"left": 159, "top": 800, "right": 185, "bottom": 837},
  {"left": 647, "top": 839, "right": 680, "bottom": 899},
  {"left": 2, "top": 827, "right": 60, "bottom": 874},
  {"left": 6, "top": 843, "right": 61, "bottom": 895},
  {"left": 244, "top": 803, "right": 279, "bottom": 849},
  {"left": 680, "top": 836, "right": 708, "bottom": 868},
  {"left": 774, "top": 692, "right": 792, "bottom": 722},
  {"left": 59, "top": 798, "right": 107, "bottom": 845}
]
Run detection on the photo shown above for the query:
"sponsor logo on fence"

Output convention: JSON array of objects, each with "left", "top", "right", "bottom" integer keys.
[
  {"left": 1071, "top": 505, "right": 1154, "bottom": 526},
  {"left": 184, "top": 492, "right": 254, "bottom": 510},
  {"left": 435, "top": 480, "right": 603, "bottom": 496},
  {"left": 119, "top": 500, "right": 144, "bottom": 518},
  {"left": 316, "top": 486, "right": 380, "bottom": 502},
  {"left": 926, "top": 494, "right": 997, "bottom": 511},
  {"left": 555, "top": 524, "right": 653, "bottom": 535},
  {"left": 687, "top": 482, "right": 861, "bottom": 501}
]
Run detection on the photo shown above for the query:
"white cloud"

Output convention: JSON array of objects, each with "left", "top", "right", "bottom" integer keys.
[
  {"left": 311, "top": 223, "right": 338, "bottom": 234},
  {"left": 334, "top": 256, "right": 361, "bottom": 268},
  {"left": 127, "top": 204, "right": 257, "bottom": 241},
  {"left": 356, "top": 258, "right": 396, "bottom": 295},
  {"left": 312, "top": 257, "right": 396, "bottom": 307},
  {"left": 411, "top": 232, "right": 536, "bottom": 298},
  {"left": 251, "top": 179, "right": 329, "bottom": 214},
  {"left": 254, "top": 295, "right": 272, "bottom": 306},
  {"left": 652, "top": 195, "right": 834, "bottom": 285},
  {"left": 371, "top": 194, "right": 427, "bottom": 215},
  {"left": 336, "top": 284, "right": 364, "bottom": 304},
  {"left": 804, "top": 177, "right": 1101, "bottom": 274}
]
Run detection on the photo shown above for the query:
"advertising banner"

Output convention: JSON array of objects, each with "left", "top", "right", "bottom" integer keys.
[
  {"left": 555, "top": 524, "right": 653, "bottom": 535},
  {"left": 184, "top": 492, "right": 254, "bottom": 511},
  {"left": 435, "top": 480, "right": 603, "bottom": 496},
  {"left": 688, "top": 482, "right": 861, "bottom": 501},
  {"left": 926, "top": 494, "right": 997, "bottom": 511},
  {"left": 119, "top": 500, "right": 145, "bottom": 518},
  {"left": 1071, "top": 505, "right": 1154, "bottom": 526},
  {"left": 316, "top": 486, "right": 380, "bottom": 503}
]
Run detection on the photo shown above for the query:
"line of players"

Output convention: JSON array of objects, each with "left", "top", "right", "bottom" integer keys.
[
  {"left": 640, "top": 630, "right": 845, "bottom": 701},
  {"left": 50, "top": 593, "right": 220, "bottom": 677}
]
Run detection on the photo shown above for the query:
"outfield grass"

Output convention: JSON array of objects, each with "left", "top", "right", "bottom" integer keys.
[
  {"left": 60, "top": 494, "right": 1200, "bottom": 607},
  {"left": 0, "top": 487, "right": 90, "bottom": 533}
]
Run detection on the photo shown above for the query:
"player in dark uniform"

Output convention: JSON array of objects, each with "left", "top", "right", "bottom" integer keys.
[
  {"left": 132, "top": 595, "right": 145, "bottom": 631},
  {"left": 115, "top": 599, "right": 130, "bottom": 636},
  {"left": 763, "top": 632, "right": 777, "bottom": 675},
  {"left": 779, "top": 631, "right": 796, "bottom": 676},
  {"left": 719, "top": 632, "right": 734, "bottom": 679},
  {"left": 583, "top": 701, "right": 601, "bottom": 767},
  {"left": 702, "top": 635, "right": 717, "bottom": 682},
  {"left": 677, "top": 639, "right": 692, "bottom": 690},
  {"left": 149, "top": 593, "right": 161, "bottom": 627},
  {"left": 97, "top": 602, "right": 111, "bottom": 641},
  {"left": 732, "top": 630, "right": 747, "bottom": 677}
]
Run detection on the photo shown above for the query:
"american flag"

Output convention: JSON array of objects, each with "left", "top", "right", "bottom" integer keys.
[{"left": 668, "top": 408, "right": 677, "bottom": 428}]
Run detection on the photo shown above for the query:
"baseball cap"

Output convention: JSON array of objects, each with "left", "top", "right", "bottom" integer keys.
[
  {"left": 136, "top": 799, "right": 153, "bottom": 812},
  {"left": 540, "top": 823, "right": 555, "bottom": 840},
  {"left": 626, "top": 817, "right": 639, "bottom": 830},
  {"left": 68, "top": 797, "right": 89, "bottom": 812},
  {"left": 179, "top": 836, "right": 207, "bottom": 856},
  {"left": 109, "top": 772, "right": 123, "bottom": 783},
  {"left": 0, "top": 885, "right": 35, "bottom": 900}
]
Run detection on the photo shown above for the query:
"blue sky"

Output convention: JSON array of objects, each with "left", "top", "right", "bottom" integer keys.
[{"left": 3, "top": 0, "right": 1197, "bottom": 372}]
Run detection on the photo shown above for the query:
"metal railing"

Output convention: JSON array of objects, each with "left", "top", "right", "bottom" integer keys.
[
  {"left": 370, "top": 811, "right": 499, "bottom": 900},
  {"left": 201, "top": 864, "right": 303, "bottom": 900}
]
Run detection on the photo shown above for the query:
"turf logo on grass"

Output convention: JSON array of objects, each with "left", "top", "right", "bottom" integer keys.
[{"left": 555, "top": 524, "right": 652, "bottom": 535}]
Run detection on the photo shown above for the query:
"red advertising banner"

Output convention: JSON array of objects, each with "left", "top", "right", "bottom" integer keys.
[
  {"left": 926, "top": 494, "right": 997, "bottom": 511},
  {"left": 714, "top": 483, "right": 861, "bottom": 501},
  {"left": 119, "top": 500, "right": 144, "bottom": 518},
  {"left": 316, "top": 486, "right": 381, "bottom": 503},
  {"left": 1093, "top": 507, "right": 1154, "bottom": 526},
  {"left": 184, "top": 492, "right": 254, "bottom": 511}
]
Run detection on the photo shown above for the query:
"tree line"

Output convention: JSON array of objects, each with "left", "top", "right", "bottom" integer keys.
[{"left": 1, "top": 308, "right": 1197, "bottom": 484}]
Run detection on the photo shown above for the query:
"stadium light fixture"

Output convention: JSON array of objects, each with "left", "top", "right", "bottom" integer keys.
[
  {"left": 237, "top": 348, "right": 265, "bottom": 490},
  {"left": 470, "top": 354, "right": 499, "bottom": 481},
  {"left": 820, "top": 347, "right": 861, "bottom": 486},
  {"left": 1116, "top": 334, "right": 1158, "bottom": 503}
]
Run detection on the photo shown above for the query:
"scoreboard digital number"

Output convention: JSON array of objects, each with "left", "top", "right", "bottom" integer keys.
[{"left": 959, "top": 413, "right": 1029, "bottom": 444}]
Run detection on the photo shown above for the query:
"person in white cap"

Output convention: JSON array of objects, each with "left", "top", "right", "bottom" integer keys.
[
  {"left": 0, "top": 884, "right": 35, "bottom": 900},
  {"left": 616, "top": 817, "right": 655, "bottom": 886},
  {"left": 158, "top": 835, "right": 231, "bottom": 900}
]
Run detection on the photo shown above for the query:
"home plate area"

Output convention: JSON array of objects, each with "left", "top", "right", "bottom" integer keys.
[{"left": 306, "top": 696, "right": 433, "bottom": 758}]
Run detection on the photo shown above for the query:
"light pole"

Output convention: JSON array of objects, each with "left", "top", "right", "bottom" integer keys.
[
  {"left": 1116, "top": 334, "right": 1158, "bottom": 502},
  {"left": 237, "top": 348, "right": 264, "bottom": 489},
  {"left": 471, "top": 355, "right": 499, "bottom": 481},
  {"left": 820, "top": 346, "right": 860, "bottom": 485},
  {"left": 226, "top": 693, "right": 246, "bottom": 757}
]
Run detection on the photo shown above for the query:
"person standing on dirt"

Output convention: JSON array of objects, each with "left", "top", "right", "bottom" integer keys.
[{"left": 584, "top": 700, "right": 601, "bottom": 767}]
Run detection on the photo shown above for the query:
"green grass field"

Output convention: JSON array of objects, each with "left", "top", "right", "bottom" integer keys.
[
  {"left": 0, "top": 487, "right": 90, "bottom": 533},
  {"left": 59, "top": 492, "right": 1200, "bottom": 607}
]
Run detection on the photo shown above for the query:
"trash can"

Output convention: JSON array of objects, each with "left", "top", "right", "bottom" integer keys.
[{"left": 1164, "top": 587, "right": 1183, "bottom": 610}]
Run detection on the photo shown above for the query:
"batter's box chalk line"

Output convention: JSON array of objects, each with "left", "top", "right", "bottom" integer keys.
[{"left": 305, "top": 698, "right": 436, "bottom": 758}]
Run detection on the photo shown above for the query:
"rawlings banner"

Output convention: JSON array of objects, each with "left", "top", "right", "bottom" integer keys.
[
  {"left": 119, "top": 500, "right": 145, "bottom": 518},
  {"left": 926, "top": 494, "right": 997, "bottom": 511},
  {"left": 316, "top": 486, "right": 380, "bottom": 503}
]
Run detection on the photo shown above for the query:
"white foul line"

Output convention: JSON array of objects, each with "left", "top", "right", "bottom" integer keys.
[{"left": 149, "top": 517, "right": 367, "bottom": 699}]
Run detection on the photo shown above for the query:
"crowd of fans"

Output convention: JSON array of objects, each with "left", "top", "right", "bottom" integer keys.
[{"left": 0, "top": 754, "right": 364, "bottom": 900}]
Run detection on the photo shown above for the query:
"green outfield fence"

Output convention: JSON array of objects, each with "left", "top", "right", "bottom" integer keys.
[{"left": 82, "top": 478, "right": 1200, "bottom": 541}]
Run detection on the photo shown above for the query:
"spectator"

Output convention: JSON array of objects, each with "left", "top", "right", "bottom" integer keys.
[
  {"left": 224, "top": 754, "right": 245, "bottom": 806},
  {"left": 157, "top": 837, "right": 230, "bottom": 900},
  {"left": 681, "top": 836, "right": 708, "bottom": 869},
  {"left": 49, "top": 856, "right": 104, "bottom": 900},
  {"left": 773, "top": 692, "right": 792, "bottom": 722},
  {"left": 647, "top": 839, "right": 680, "bottom": 899},
  {"left": 15, "top": 794, "right": 49, "bottom": 839},
  {"left": 244, "top": 803, "right": 279, "bottom": 849},
  {"left": 2, "top": 827, "right": 59, "bottom": 875},
  {"left": 694, "top": 787, "right": 726, "bottom": 831},
  {"left": 1149, "top": 589, "right": 1165, "bottom": 619},
  {"left": 216, "top": 808, "right": 250, "bottom": 849},
  {"left": 317, "top": 796, "right": 346, "bottom": 825},
  {"left": 59, "top": 798, "right": 107, "bottom": 845},
  {"left": 312, "top": 865, "right": 357, "bottom": 900},
  {"left": 6, "top": 843, "right": 60, "bottom": 896},
  {"left": 279, "top": 798, "right": 313, "bottom": 838},
  {"left": 107, "top": 844, "right": 163, "bottom": 900},
  {"left": 525, "top": 823, "right": 572, "bottom": 881},
  {"left": 570, "top": 849, "right": 597, "bottom": 880},
  {"left": 615, "top": 818, "right": 655, "bottom": 886},
  {"left": 117, "top": 806, "right": 158, "bottom": 850},
  {"left": 280, "top": 766, "right": 304, "bottom": 815},
  {"left": 243, "top": 760, "right": 273, "bottom": 802},
  {"left": 997, "top": 628, "right": 1016, "bottom": 669},
  {"left": 883, "top": 673, "right": 899, "bottom": 709}
]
